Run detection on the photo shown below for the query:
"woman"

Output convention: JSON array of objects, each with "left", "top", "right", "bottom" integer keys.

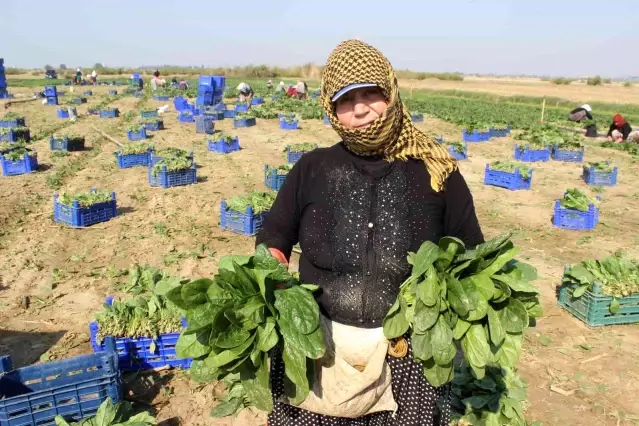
[
  {"left": 74, "top": 68, "right": 82, "bottom": 85},
  {"left": 568, "top": 104, "right": 592, "bottom": 123},
  {"left": 608, "top": 114, "right": 632, "bottom": 142},
  {"left": 236, "top": 82, "right": 254, "bottom": 102},
  {"left": 256, "top": 39, "right": 484, "bottom": 426},
  {"left": 275, "top": 81, "right": 286, "bottom": 93}
]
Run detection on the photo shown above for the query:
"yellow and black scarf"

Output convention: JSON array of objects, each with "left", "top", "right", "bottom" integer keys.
[{"left": 321, "top": 39, "right": 457, "bottom": 192}]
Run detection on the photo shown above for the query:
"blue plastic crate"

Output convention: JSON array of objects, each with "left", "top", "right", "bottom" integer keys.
[
  {"left": 0, "top": 337, "right": 121, "bottom": 426},
  {"left": 198, "top": 75, "right": 226, "bottom": 92},
  {"left": 130, "top": 78, "right": 143, "bottom": 89},
  {"left": 0, "top": 117, "right": 25, "bottom": 128},
  {"left": 490, "top": 126, "right": 511, "bottom": 138},
  {"left": 99, "top": 108, "right": 119, "bottom": 118},
  {"left": 142, "top": 119, "right": 164, "bottom": 131},
  {"left": 208, "top": 137, "right": 240, "bottom": 154},
  {"left": 140, "top": 110, "right": 158, "bottom": 119},
  {"left": 552, "top": 145, "right": 584, "bottom": 163},
  {"left": 153, "top": 94, "right": 170, "bottom": 101},
  {"left": 411, "top": 113, "right": 424, "bottom": 123},
  {"left": 0, "top": 128, "right": 30, "bottom": 143},
  {"left": 224, "top": 109, "right": 237, "bottom": 119},
  {"left": 72, "top": 97, "right": 87, "bottom": 104},
  {"left": 44, "top": 85, "right": 57, "bottom": 97},
  {"left": 513, "top": 145, "right": 550, "bottom": 162},
  {"left": 0, "top": 152, "right": 38, "bottom": 176},
  {"left": 178, "top": 111, "right": 194, "bottom": 123},
  {"left": 280, "top": 118, "right": 299, "bottom": 130},
  {"left": 46, "top": 96, "right": 58, "bottom": 106},
  {"left": 463, "top": 129, "right": 491, "bottom": 142},
  {"left": 582, "top": 165, "right": 618, "bottom": 186},
  {"left": 220, "top": 201, "right": 268, "bottom": 236},
  {"left": 195, "top": 116, "right": 215, "bottom": 134},
  {"left": 552, "top": 198, "right": 599, "bottom": 231},
  {"left": 235, "top": 103, "right": 249, "bottom": 113},
  {"left": 83, "top": 90, "right": 92, "bottom": 96},
  {"left": 115, "top": 150, "right": 152, "bottom": 169},
  {"left": 483, "top": 164, "right": 532, "bottom": 191},
  {"left": 108, "top": 90, "right": 118, "bottom": 96},
  {"left": 149, "top": 151, "right": 193, "bottom": 166},
  {"left": 286, "top": 144, "right": 317, "bottom": 164},
  {"left": 173, "top": 97, "right": 189, "bottom": 111},
  {"left": 251, "top": 97, "right": 264, "bottom": 105},
  {"left": 264, "top": 165, "right": 288, "bottom": 191},
  {"left": 212, "top": 102, "right": 226, "bottom": 112},
  {"left": 148, "top": 164, "right": 197, "bottom": 188},
  {"left": 127, "top": 128, "right": 147, "bottom": 141},
  {"left": 56, "top": 108, "right": 69, "bottom": 119},
  {"left": 50, "top": 136, "right": 85, "bottom": 151},
  {"left": 53, "top": 191, "right": 117, "bottom": 227},
  {"left": 234, "top": 117, "right": 256, "bottom": 128},
  {"left": 202, "top": 110, "right": 225, "bottom": 120},
  {"left": 448, "top": 144, "right": 468, "bottom": 160}
]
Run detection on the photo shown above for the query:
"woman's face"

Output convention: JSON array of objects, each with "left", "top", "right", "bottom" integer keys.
[{"left": 334, "top": 87, "right": 388, "bottom": 129}]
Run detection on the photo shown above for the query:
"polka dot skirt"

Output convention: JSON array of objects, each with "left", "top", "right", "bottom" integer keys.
[{"left": 267, "top": 337, "right": 451, "bottom": 426}]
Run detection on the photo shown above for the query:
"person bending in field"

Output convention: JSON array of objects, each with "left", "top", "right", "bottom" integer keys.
[
  {"left": 236, "top": 82, "right": 254, "bottom": 103},
  {"left": 568, "top": 104, "right": 592, "bottom": 123},
  {"left": 275, "top": 81, "right": 286, "bottom": 93},
  {"left": 608, "top": 114, "right": 632, "bottom": 142},
  {"left": 256, "top": 39, "right": 483, "bottom": 426}
]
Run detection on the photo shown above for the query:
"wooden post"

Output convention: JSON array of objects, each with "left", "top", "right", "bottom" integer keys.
[
  {"left": 410, "top": 85, "right": 413, "bottom": 100},
  {"left": 91, "top": 126, "right": 123, "bottom": 148},
  {"left": 540, "top": 99, "right": 546, "bottom": 123}
]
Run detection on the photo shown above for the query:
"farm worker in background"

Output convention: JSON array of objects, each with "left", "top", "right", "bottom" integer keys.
[
  {"left": 295, "top": 80, "right": 307, "bottom": 99},
  {"left": 90, "top": 70, "right": 97, "bottom": 85},
  {"left": 74, "top": 68, "right": 82, "bottom": 85},
  {"left": 257, "top": 39, "right": 483, "bottom": 426},
  {"left": 275, "top": 81, "right": 286, "bottom": 93},
  {"left": 285, "top": 84, "right": 298, "bottom": 98},
  {"left": 179, "top": 79, "right": 189, "bottom": 90},
  {"left": 236, "top": 82, "right": 254, "bottom": 103},
  {"left": 150, "top": 70, "right": 167, "bottom": 91},
  {"left": 608, "top": 113, "right": 632, "bottom": 142},
  {"left": 568, "top": 104, "right": 592, "bottom": 123},
  {"left": 266, "top": 80, "right": 273, "bottom": 89}
]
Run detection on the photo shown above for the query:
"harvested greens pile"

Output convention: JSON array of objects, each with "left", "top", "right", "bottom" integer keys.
[
  {"left": 287, "top": 143, "right": 317, "bottom": 153},
  {"left": 226, "top": 191, "right": 275, "bottom": 214},
  {"left": 559, "top": 188, "right": 597, "bottom": 212},
  {"left": 515, "top": 125, "right": 584, "bottom": 151},
  {"left": 267, "top": 164, "right": 293, "bottom": 175},
  {"left": 562, "top": 253, "right": 639, "bottom": 312},
  {"left": 1, "top": 146, "right": 34, "bottom": 161},
  {"left": 383, "top": 233, "right": 542, "bottom": 387},
  {"left": 55, "top": 398, "right": 156, "bottom": 426},
  {"left": 155, "top": 147, "right": 190, "bottom": 159},
  {"left": 166, "top": 245, "right": 326, "bottom": 415},
  {"left": 211, "top": 134, "right": 236, "bottom": 144},
  {"left": 489, "top": 161, "right": 532, "bottom": 180},
  {"left": 584, "top": 161, "right": 614, "bottom": 173},
  {"left": 58, "top": 189, "right": 112, "bottom": 207},
  {"left": 448, "top": 141, "right": 466, "bottom": 154},
  {"left": 151, "top": 157, "right": 193, "bottom": 176},
  {"left": 118, "top": 142, "right": 152, "bottom": 156},
  {"left": 95, "top": 266, "right": 183, "bottom": 344},
  {"left": 127, "top": 124, "right": 144, "bottom": 133},
  {"left": 252, "top": 105, "right": 279, "bottom": 119},
  {"left": 236, "top": 110, "right": 257, "bottom": 119}
]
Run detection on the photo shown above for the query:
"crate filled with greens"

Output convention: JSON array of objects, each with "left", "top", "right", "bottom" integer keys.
[
  {"left": 462, "top": 127, "right": 491, "bottom": 143},
  {"left": 582, "top": 162, "right": 618, "bottom": 186},
  {"left": 559, "top": 253, "right": 639, "bottom": 327},
  {"left": 0, "top": 126, "right": 30, "bottom": 142},
  {"left": 447, "top": 141, "right": 467, "bottom": 161},
  {"left": 196, "top": 115, "right": 215, "bottom": 134},
  {"left": 264, "top": 164, "right": 293, "bottom": 191},
  {"left": 234, "top": 112, "right": 256, "bottom": 128},
  {"left": 223, "top": 109, "right": 237, "bottom": 119},
  {"left": 0, "top": 112, "right": 25, "bottom": 128},
  {"left": 115, "top": 142, "right": 153, "bottom": 169},
  {"left": 251, "top": 96, "right": 265, "bottom": 105},
  {"left": 127, "top": 124, "right": 147, "bottom": 141},
  {"left": 208, "top": 134, "right": 240, "bottom": 154},
  {"left": 140, "top": 109, "right": 158, "bottom": 119},
  {"left": 235, "top": 102, "right": 249, "bottom": 113},
  {"left": 148, "top": 156, "right": 197, "bottom": 188},
  {"left": 53, "top": 190, "right": 117, "bottom": 227},
  {"left": 552, "top": 140, "right": 584, "bottom": 162},
  {"left": 279, "top": 115, "right": 299, "bottom": 130},
  {"left": 0, "top": 146, "right": 38, "bottom": 176},
  {"left": 89, "top": 266, "right": 192, "bottom": 371},
  {"left": 513, "top": 142, "right": 550, "bottom": 162},
  {"left": 411, "top": 112, "right": 424, "bottom": 123},
  {"left": 552, "top": 188, "right": 600, "bottom": 231},
  {"left": 150, "top": 147, "right": 193, "bottom": 166},
  {"left": 57, "top": 107, "right": 70, "bottom": 119},
  {"left": 165, "top": 245, "right": 326, "bottom": 417},
  {"left": 0, "top": 338, "right": 121, "bottom": 426},
  {"left": 483, "top": 162, "right": 532, "bottom": 191},
  {"left": 489, "top": 125, "right": 511, "bottom": 138},
  {"left": 50, "top": 133, "right": 85, "bottom": 151},
  {"left": 99, "top": 108, "right": 119, "bottom": 118},
  {"left": 141, "top": 117, "right": 164, "bottom": 132},
  {"left": 220, "top": 191, "right": 275, "bottom": 236},
  {"left": 72, "top": 97, "right": 87, "bottom": 104},
  {"left": 286, "top": 143, "right": 317, "bottom": 164},
  {"left": 202, "top": 108, "right": 225, "bottom": 120}
]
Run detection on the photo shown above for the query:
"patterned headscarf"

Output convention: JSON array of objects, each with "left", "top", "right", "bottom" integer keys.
[{"left": 321, "top": 39, "right": 457, "bottom": 192}]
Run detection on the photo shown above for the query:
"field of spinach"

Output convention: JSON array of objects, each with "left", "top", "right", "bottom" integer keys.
[{"left": 1, "top": 81, "right": 639, "bottom": 426}]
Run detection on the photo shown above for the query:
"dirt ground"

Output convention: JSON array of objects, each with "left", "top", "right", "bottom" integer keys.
[{"left": 1, "top": 85, "right": 639, "bottom": 426}]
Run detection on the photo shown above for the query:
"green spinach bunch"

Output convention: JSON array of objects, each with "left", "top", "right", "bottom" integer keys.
[
  {"left": 166, "top": 245, "right": 325, "bottom": 414},
  {"left": 584, "top": 161, "right": 614, "bottom": 173},
  {"left": 383, "top": 233, "right": 542, "bottom": 386},
  {"left": 489, "top": 161, "right": 532, "bottom": 181},
  {"left": 559, "top": 188, "right": 597, "bottom": 212},
  {"left": 451, "top": 365, "right": 528, "bottom": 426},
  {"left": 55, "top": 398, "right": 156, "bottom": 426}
]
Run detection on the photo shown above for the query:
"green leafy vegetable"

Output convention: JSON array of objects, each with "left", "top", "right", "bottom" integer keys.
[
  {"left": 54, "top": 397, "right": 156, "bottom": 425},
  {"left": 225, "top": 191, "right": 275, "bottom": 214},
  {"left": 559, "top": 188, "right": 597, "bottom": 212},
  {"left": 489, "top": 161, "right": 532, "bottom": 180},
  {"left": 58, "top": 189, "right": 112, "bottom": 208}
]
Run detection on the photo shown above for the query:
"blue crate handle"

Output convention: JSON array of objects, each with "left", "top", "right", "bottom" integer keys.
[{"left": 0, "top": 355, "right": 12, "bottom": 373}]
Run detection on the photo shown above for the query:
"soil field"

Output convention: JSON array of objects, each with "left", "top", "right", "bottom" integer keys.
[{"left": 1, "top": 85, "right": 639, "bottom": 426}]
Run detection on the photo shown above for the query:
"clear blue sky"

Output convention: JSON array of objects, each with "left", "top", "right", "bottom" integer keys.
[{"left": 1, "top": 0, "right": 636, "bottom": 77}]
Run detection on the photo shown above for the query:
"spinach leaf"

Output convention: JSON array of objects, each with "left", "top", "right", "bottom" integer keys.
[{"left": 408, "top": 240, "right": 440, "bottom": 278}]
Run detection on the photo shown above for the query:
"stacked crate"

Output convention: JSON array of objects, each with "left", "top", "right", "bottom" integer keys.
[
  {"left": 130, "top": 72, "right": 144, "bottom": 90},
  {"left": 45, "top": 85, "right": 58, "bottom": 105},
  {"left": 0, "top": 58, "right": 8, "bottom": 99},
  {"left": 196, "top": 75, "right": 225, "bottom": 106}
]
